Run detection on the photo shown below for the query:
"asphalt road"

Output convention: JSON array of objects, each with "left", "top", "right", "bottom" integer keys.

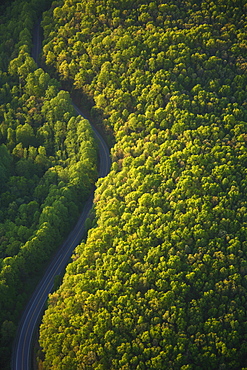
[{"left": 11, "top": 20, "right": 111, "bottom": 370}]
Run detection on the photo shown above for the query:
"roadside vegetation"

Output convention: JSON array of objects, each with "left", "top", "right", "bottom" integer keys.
[
  {"left": 0, "top": 1, "right": 97, "bottom": 368},
  {"left": 37, "top": 0, "right": 247, "bottom": 369}
]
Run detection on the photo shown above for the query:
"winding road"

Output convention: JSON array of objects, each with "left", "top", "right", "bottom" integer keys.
[{"left": 11, "top": 20, "right": 111, "bottom": 370}]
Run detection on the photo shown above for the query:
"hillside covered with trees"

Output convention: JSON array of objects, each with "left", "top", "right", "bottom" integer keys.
[
  {"left": 0, "top": 0, "right": 98, "bottom": 368},
  {"left": 37, "top": 0, "right": 247, "bottom": 369}
]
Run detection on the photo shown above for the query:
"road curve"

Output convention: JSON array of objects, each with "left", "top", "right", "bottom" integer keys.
[{"left": 11, "top": 19, "right": 111, "bottom": 370}]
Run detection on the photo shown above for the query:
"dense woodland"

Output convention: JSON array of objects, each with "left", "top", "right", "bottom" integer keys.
[
  {"left": 0, "top": 0, "right": 97, "bottom": 368},
  {"left": 37, "top": 0, "right": 247, "bottom": 369},
  {"left": 1, "top": 0, "right": 247, "bottom": 369}
]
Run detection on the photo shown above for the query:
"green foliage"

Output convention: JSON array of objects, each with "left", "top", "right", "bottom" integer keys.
[
  {"left": 0, "top": 1, "right": 97, "bottom": 368},
  {"left": 38, "top": 0, "right": 247, "bottom": 369}
]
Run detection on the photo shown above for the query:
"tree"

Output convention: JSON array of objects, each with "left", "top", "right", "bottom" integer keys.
[{"left": 16, "top": 123, "right": 36, "bottom": 147}]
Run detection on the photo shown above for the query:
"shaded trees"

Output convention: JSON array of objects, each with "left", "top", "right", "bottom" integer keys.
[{"left": 0, "top": 1, "right": 98, "bottom": 368}]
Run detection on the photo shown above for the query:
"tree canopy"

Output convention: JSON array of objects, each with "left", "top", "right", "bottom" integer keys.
[
  {"left": 37, "top": 0, "right": 247, "bottom": 369},
  {"left": 0, "top": 1, "right": 97, "bottom": 368}
]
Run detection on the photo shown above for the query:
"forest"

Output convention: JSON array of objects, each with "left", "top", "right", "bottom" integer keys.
[
  {"left": 0, "top": 0, "right": 98, "bottom": 368},
  {"left": 1, "top": 0, "right": 247, "bottom": 369}
]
